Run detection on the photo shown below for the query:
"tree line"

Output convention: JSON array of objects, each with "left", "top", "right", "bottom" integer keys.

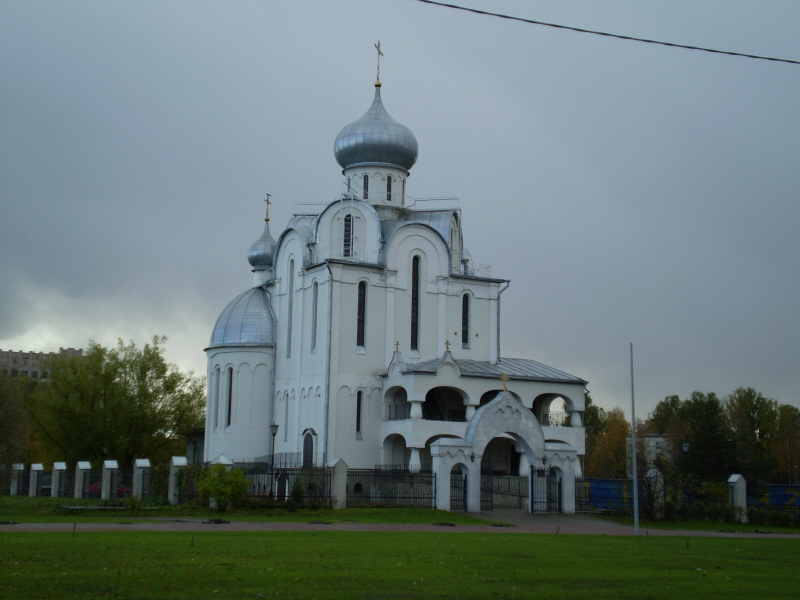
[
  {"left": 584, "top": 388, "right": 800, "bottom": 484},
  {"left": 0, "top": 337, "right": 205, "bottom": 490}
]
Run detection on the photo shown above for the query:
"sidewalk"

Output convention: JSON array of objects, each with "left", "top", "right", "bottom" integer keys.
[{"left": 3, "top": 510, "right": 798, "bottom": 538}]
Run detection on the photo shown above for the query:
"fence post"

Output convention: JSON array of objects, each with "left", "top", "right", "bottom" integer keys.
[
  {"left": 9, "top": 464, "right": 24, "bottom": 495},
  {"left": 29, "top": 464, "right": 43, "bottom": 497},
  {"left": 52, "top": 462, "right": 67, "bottom": 498},
  {"left": 561, "top": 463, "right": 576, "bottom": 514},
  {"left": 74, "top": 462, "right": 91, "bottom": 499},
  {"left": 168, "top": 456, "right": 188, "bottom": 505},
  {"left": 133, "top": 459, "right": 150, "bottom": 499},
  {"left": 328, "top": 458, "right": 348, "bottom": 509},
  {"left": 101, "top": 460, "right": 118, "bottom": 501},
  {"left": 728, "top": 474, "right": 748, "bottom": 524}
]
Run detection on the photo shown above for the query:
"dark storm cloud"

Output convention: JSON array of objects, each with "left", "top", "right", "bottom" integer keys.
[{"left": 1, "top": 1, "right": 798, "bottom": 414}]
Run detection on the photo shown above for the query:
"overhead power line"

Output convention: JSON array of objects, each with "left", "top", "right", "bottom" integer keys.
[{"left": 416, "top": 0, "right": 800, "bottom": 66}]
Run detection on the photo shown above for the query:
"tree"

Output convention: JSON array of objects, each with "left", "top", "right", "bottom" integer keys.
[
  {"left": 678, "top": 392, "right": 737, "bottom": 482},
  {"left": 775, "top": 404, "right": 800, "bottom": 485},
  {"left": 725, "top": 387, "right": 779, "bottom": 482},
  {"left": 584, "top": 407, "right": 630, "bottom": 479},
  {"left": 196, "top": 464, "right": 249, "bottom": 512},
  {"left": 28, "top": 337, "right": 205, "bottom": 468},
  {"left": 0, "top": 376, "right": 31, "bottom": 491}
]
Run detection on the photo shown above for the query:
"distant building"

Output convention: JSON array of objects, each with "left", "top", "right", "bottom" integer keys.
[
  {"left": 627, "top": 433, "right": 678, "bottom": 477},
  {"left": 0, "top": 347, "right": 84, "bottom": 380}
]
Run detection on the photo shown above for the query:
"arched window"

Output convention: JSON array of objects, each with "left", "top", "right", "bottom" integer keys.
[
  {"left": 411, "top": 256, "right": 420, "bottom": 351},
  {"left": 283, "top": 391, "right": 289, "bottom": 442},
  {"left": 461, "top": 294, "right": 470, "bottom": 348},
  {"left": 287, "top": 260, "right": 294, "bottom": 357},
  {"left": 402, "top": 180, "right": 406, "bottom": 202},
  {"left": 363, "top": 175, "right": 369, "bottom": 200},
  {"left": 357, "top": 281, "right": 367, "bottom": 348},
  {"left": 386, "top": 176, "right": 392, "bottom": 202},
  {"left": 226, "top": 367, "right": 233, "bottom": 427},
  {"left": 343, "top": 214, "right": 353, "bottom": 257},
  {"left": 356, "top": 390, "right": 363, "bottom": 434},
  {"left": 311, "top": 281, "right": 318, "bottom": 351},
  {"left": 213, "top": 367, "right": 220, "bottom": 430}
]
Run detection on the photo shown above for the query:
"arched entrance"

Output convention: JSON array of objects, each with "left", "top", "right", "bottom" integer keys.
[
  {"left": 449, "top": 464, "right": 467, "bottom": 511},
  {"left": 302, "top": 432, "right": 314, "bottom": 468}
]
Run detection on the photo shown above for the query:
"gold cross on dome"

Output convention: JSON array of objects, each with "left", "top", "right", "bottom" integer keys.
[
  {"left": 394, "top": 341, "right": 400, "bottom": 352},
  {"left": 501, "top": 373, "right": 509, "bottom": 391},
  {"left": 263, "top": 193, "right": 272, "bottom": 222},
  {"left": 444, "top": 340, "right": 451, "bottom": 352},
  {"left": 375, "top": 40, "right": 383, "bottom": 82}
]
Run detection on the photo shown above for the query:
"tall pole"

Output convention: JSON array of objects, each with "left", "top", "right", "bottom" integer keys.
[{"left": 630, "top": 342, "right": 640, "bottom": 535}]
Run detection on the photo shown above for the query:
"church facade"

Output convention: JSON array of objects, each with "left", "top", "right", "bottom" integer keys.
[{"left": 204, "top": 79, "right": 587, "bottom": 511}]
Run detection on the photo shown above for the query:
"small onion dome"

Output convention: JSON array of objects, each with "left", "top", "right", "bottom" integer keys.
[
  {"left": 209, "top": 287, "right": 275, "bottom": 347},
  {"left": 334, "top": 84, "right": 418, "bottom": 172},
  {"left": 247, "top": 221, "right": 277, "bottom": 269}
]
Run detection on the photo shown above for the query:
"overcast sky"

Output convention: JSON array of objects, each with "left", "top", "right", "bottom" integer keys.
[{"left": 2, "top": 0, "right": 799, "bottom": 417}]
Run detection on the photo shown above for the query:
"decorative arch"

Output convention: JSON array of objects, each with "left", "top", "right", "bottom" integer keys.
[{"left": 382, "top": 433, "right": 408, "bottom": 467}]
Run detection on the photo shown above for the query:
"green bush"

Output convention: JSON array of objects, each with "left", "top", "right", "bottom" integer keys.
[{"left": 196, "top": 465, "right": 249, "bottom": 512}]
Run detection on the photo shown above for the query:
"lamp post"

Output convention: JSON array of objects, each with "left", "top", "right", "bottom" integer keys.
[
  {"left": 270, "top": 423, "right": 279, "bottom": 466},
  {"left": 682, "top": 443, "right": 690, "bottom": 454}
]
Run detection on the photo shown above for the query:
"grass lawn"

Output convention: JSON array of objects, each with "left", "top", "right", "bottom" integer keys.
[
  {"left": 597, "top": 513, "right": 800, "bottom": 535},
  {"left": 0, "top": 496, "right": 499, "bottom": 525},
  {"left": 1, "top": 531, "right": 797, "bottom": 599}
]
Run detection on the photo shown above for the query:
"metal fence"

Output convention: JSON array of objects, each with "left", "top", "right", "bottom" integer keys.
[
  {"left": 748, "top": 485, "right": 800, "bottom": 513},
  {"left": 82, "top": 471, "right": 102, "bottom": 499},
  {"left": 16, "top": 470, "right": 31, "bottom": 496},
  {"left": 58, "top": 471, "right": 75, "bottom": 498},
  {"left": 450, "top": 471, "right": 466, "bottom": 511},
  {"left": 36, "top": 472, "right": 52, "bottom": 497},
  {"left": 531, "top": 469, "right": 561, "bottom": 512},
  {"left": 385, "top": 404, "right": 411, "bottom": 421},
  {"left": 346, "top": 468, "right": 436, "bottom": 508},
  {"left": 110, "top": 469, "right": 133, "bottom": 498}
]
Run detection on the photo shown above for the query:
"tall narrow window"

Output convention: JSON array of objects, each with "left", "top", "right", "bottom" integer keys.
[
  {"left": 386, "top": 176, "right": 392, "bottom": 202},
  {"left": 343, "top": 214, "right": 353, "bottom": 258},
  {"left": 461, "top": 294, "right": 470, "bottom": 348},
  {"left": 283, "top": 392, "right": 289, "bottom": 442},
  {"left": 287, "top": 260, "right": 294, "bottom": 357},
  {"left": 226, "top": 367, "right": 233, "bottom": 427},
  {"left": 213, "top": 367, "right": 220, "bottom": 429},
  {"left": 402, "top": 180, "right": 406, "bottom": 202},
  {"left": 356, "top": 391, "right": 363, "bottom": 434},
  {"left": 411, "top": 255, "right": 420, "bottom": 351},
  {"left": 363, "top": 175, "right": 369, "bottom": 200},
  {"left": 356, "top": 281, "right": 367, "bottom": 348},
  {"left": 311, "top": 281, "right": 318, "bottom": 351}
]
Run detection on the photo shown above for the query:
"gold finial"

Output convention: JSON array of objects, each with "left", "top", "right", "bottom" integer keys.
[
  {"left": 501, "top": 373, "right": 509, "bottom": 392},
  {"left": 444, "top": 340, "right": 451, "bottom": 352},
  {"left": 374, "top": 40, "right": 383, "bottom": 86},
  {"left": 394, "top": 341, "right": 399, "bottom": 352},
  {"left": 263, "top": 193, "right": 272, "bottom": 222}
]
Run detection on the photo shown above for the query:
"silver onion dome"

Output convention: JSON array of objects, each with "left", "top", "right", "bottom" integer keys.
[
  {"left": 209, "top": 287, "right": 275, "bottom": 347},
  {"left": 334, "top": 83, "right": 418, "bottom": 172},
  {"left": 247, "top": 221, "right": 277, "bottom": 269}
]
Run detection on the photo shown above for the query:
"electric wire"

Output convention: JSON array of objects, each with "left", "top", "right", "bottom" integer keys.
[{"left": 415, "top": 0, "right": 800, "bottom": 66}]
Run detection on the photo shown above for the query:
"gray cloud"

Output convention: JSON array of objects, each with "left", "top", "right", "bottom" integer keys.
[{"left": 2, "top": 1, "right": 798, "bottom": 416}]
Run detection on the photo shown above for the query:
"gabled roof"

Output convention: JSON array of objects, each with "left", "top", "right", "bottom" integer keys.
[{"left": 403, "top": 357, "right": 586, "bottom": 384}]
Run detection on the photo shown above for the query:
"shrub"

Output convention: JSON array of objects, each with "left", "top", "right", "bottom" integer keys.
[{"left": 196, "top": 465, "right": 249, "bottom": 512}]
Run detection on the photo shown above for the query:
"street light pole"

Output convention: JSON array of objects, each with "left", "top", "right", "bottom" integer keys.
[{"left": 630, "top": 342, "right": 639, "bottom": 536}]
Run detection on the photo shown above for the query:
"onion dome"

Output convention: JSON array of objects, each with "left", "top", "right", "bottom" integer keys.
[
  {"left": 209, "top": 287, "right": 275, "bottom": 348},
  {"left": 247, "top": 221, "right": 277, "bottom": 269},
  {"left": 334, "top": 83, "right": 418, "bottom": 172}
]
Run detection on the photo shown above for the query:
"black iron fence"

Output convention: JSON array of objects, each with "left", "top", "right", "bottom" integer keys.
[
  {"left": 450, "top": 471, "right": 466, "bottom": 511},
  {"left": 58, "top": 471, "right": 75, "bottom": 498},
  {"left": 16, "top": 470, "right": 31, "bottom": 496},
  {"left": 385, "top": 403, "right": 411, "bottom": 421},
  {"left": 110, "top": 469, "right": 133, "bottom": 498},
  {"left": 81, "top": 471, "right": 102, "bottom": 499},
  {"left": 346, "top": 469, "right": 436, "bottom": 508},
  {"left": 36, "top": 472, "right": 52, "bottom": 497}
]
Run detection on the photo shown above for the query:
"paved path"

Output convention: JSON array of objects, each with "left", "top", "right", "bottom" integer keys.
[{"left": 3, "top": 511, "right": 798, "bottom": 538}]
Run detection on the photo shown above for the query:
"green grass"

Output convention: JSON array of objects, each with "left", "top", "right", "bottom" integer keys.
[
  {"left": 597, "top": 513, "right": 800, "bottom": 534},
  {"left": 0, "top": 531, "right": 797, "bottom": 599},
  {"left": 0, "top": 496, "right": 499, "bottom": 525}
]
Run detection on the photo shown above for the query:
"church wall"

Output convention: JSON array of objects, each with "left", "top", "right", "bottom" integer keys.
[{"left": 204, "top": 347, "right": 274, "bottom": 462}]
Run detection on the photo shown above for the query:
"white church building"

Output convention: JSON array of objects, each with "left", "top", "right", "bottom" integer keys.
[{"left": 204, "top": 77, "right": 588, "bottom": 511}]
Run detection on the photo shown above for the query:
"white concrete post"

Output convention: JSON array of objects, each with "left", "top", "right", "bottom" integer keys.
[
  {"left": 728, "top": 474, "right": 748, "bottom": 524},
  {"left": 570, "top": 410, "right": 583, "bottom": 427},
  {"left": 101, "top": 460, "right": 118, "bottom": 501},
  {"left": 132, "top": 459, "right": 150, "bottom": 499},
  {"left": 466, "top": 462, "right": 481, "bottom": 513},
  {"left": 74, "top": 462, "right": 91, "bottom": 499},
  {"left": 51, "top": 462, "right": 67, "bottom": 498},
  {"left": 168, "top": 456, "right": 188, "bottom": 505},
  {"left": 561, "top": 463, "right": 576, "bottom": 514},
  {"left": 328, "top": 458, "right": 348, "bottom": 509},
  {"left": 29, "top": 464, "right": 44, "bottom": 497}
]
